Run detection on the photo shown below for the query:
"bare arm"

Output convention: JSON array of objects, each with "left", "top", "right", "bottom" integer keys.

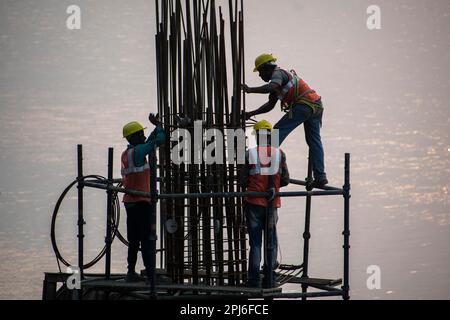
[
  {"left": 242, "top": 82, "right": 279, "bottom": 94},
  {"left": 246, "top": 92, "right": 278, "bottom": 118}
]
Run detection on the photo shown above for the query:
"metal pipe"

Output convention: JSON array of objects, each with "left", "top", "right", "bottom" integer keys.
[
  {"left": 343, "top": 153, "right": 351, "bottom": 300},
  {"left": 105, "top": 147, "right": 113, "bottom": 280},
  {"left": 268, "top": 290, "right": 344, "bottom": 299},
  {"left": 302, "top": 153, "right": 313, "bottom": 300},
  {"left": 87, "top": 176, "right": 344, "bottom": 191},
  {"left": 158, "top": 190, "right": 344, "bottom": 199},
  {"left": 76, "top": 144, "right": 84, "bottom": 300},
  {"left": 264, "top": 175, "right": 275, "bottom": 291},
  {"left": 83, "top": 181, "right": 343, "bottom": 198},
  {"left": 149, "top": 149, "right": 158, "bottom": 296}
]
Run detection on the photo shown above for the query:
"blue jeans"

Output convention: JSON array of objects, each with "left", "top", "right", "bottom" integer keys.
[
  {"left": 274, "top": 103, "right": 327, "bottom": 180},
  {"left": 244, "top": 203, "right": 278, "bottom": 287}
]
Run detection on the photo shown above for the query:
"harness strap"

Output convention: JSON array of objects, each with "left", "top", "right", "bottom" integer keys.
[
  {"left": 279, "top": 69, "right": 317, "bottom": 112},
  {"left": 296, "top": 89, "right": 316, "bottom": 101}
]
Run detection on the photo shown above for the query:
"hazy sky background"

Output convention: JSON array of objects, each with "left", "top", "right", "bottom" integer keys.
[{"left": 0, "top": 0, "right": 449, "bottom": 299}]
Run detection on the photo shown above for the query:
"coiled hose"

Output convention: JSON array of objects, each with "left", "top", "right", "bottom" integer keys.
[{"left": 50, "top": 175, "right": 129, "bottom": 272}]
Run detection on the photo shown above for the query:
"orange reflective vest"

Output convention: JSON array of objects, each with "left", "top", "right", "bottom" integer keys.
[
  {"left": 121, "top": 147, "right": 151, "bottom": 203},
  {"left": 245, "top": 146, "right": 283, "bottom": 208},
  {"left": 276, "top": 68, "right": 321, "bottom": 112}
]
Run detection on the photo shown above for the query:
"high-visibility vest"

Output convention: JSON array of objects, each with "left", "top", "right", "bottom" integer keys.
[
  {"left": 121, "top": 147, "right": 151, "bottom": 203},
  {"left": 245, "top": 146, "right": 283, "bottom": 208},
  {"left": 276, "top": 68, "right": 322, "bottom": 112}
]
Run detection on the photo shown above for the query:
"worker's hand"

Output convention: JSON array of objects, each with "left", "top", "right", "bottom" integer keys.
[
  {"left": 245, "top": 111, "right": 254, "bottom": 120},
  {"left": 267, "top": 188, "right": 276, "bottom": 202},
  {"left": 149, "top": 113, "right": 161, "bottom": 126},
  {"left": 241, "top": 84, "right": 252, "bottom": 94}
]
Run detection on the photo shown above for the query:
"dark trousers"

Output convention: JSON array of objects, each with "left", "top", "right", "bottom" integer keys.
[
  {"left": 274, "top": 103, "right": 326, "bottom": 180},
  {"left": 125, "top": 202, "right": 152, "bottom": 276},
  {"left": 244, "top": 202, "right": 278, "bottom": 287}
]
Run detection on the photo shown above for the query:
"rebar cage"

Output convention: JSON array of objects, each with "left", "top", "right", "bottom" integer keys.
[{"left": 154, "top": 0, "right": 249, "bottom": 286}]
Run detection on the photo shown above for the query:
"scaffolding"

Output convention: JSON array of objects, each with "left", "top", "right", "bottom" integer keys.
[
  {"left": 44, "top": 145, "right": 350, "bottom": 300},
  {"left": 43, "top": 0, "right": 351, "bottom": 300}
]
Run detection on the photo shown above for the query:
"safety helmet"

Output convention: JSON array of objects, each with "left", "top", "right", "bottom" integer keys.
[
  {"left": 253, "top": 53, "right": 277, "bottom": 72},
  {"left": 123, "top": 121, "right": 146, "bottom": 138},
  {"left": 253, "top": 120, "right": 273, "bottom": 132}
]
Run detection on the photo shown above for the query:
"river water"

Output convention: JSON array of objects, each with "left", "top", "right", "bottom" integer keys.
[{"left": 0, "top": 0, "right": 449, "bottom": 299}]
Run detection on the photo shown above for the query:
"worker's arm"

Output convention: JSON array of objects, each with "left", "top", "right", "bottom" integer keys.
[
  {"left": 148, "top": 125, "right": 166, "bottom": 147},
  {"left": 132, "top": 113, "right": 165, "bottom": 166},
  {"left": 147, "top": 112, "right": 165, "bottom": 147},
  {"left": 246, "top": 92, "right": 278, "bottom": 119},
  {"left": 132, "top": 126, "right": 165, "bottom": 166},
  {"left": 242, "top": 82, "right": 279, "bottom": 94},
  {"left": 280, "top": 151, "right": 290, "bottom": 187}
]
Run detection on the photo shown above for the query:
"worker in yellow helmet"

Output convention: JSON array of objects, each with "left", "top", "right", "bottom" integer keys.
[
  {"left": 121, "top": 113, "right": 165, "bottom": 283},
  {"left": 242, "top": 53, "right": 327, "bottom": 189},
  {"left": 239, "top": 120, "right": 290, "bottom": 288}
]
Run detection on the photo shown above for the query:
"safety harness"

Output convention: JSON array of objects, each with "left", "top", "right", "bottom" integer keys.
[{"left": 277, "top": 69, "right": 323, "bottom": 119}]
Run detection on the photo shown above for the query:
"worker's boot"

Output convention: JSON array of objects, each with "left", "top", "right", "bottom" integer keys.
[
  {"left": 306, "top": 178, "right": 328, "bottom": 190},
  {"left": 125, "top": 271, "right": 144, "bottom": 283}
]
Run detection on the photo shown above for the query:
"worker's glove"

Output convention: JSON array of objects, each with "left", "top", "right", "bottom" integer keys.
[
  {"left": 267, "top": 188, "right": 276, "bottom": 202},
  {"left": 240, "top": 110, "right": 252, "bottom": 123},
  {"left": 149, "top": 113, "right": 161, "bottom": 126}
]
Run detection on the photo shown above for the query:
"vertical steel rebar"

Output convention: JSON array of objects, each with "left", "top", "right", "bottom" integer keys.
[
  {"left": 154, "top": 0, "right": 248, "bottom": 287},
  {"left": 343, "top": 153, "right": 351, "bottom": 300}
]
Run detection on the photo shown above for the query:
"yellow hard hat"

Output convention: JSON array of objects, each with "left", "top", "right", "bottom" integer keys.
[
  {"left": 253, "top": 120, "right": 273, "bottom": 131},
  {"left": 123, "top": 121, "right": 146, "bottom": 138},
  {"left": 253, "top": 53, "right": 277, "bottom": 72}
]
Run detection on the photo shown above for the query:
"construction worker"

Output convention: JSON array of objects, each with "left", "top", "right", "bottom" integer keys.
[
  {"left": 242, "top": 53, "right": 328, "bottom": 188},
  {"left": 121, "top": 113, "right": 165, "bottom": 282},
  {"left": 239, "top": 120, "right": 290, "bottom": 288}
]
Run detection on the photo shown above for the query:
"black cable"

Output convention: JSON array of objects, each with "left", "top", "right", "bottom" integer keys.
[{"left": 50, "top": 175, "right": 129, "bottom": 270}]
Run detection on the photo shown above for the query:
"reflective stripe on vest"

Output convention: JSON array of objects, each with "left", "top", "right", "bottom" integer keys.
[
  {"left": 121, "top": 148, "right": 150, "bottom": 176},
  {"left": 245, "top": 146, "right": 283, "bottom": 208},
  {"left": 276, "top": 68, "right": 319, "bottom": 110},
  {"left": 248, "top": 147, "right": 282, "bottom": 176},
  {"left": 121, "top": 147, "right": 151, "bottom": 203}
]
